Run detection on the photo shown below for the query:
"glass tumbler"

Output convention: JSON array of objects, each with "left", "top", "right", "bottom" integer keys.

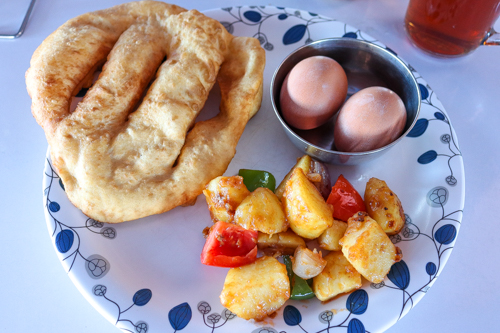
[{"left": 405, "top": 0, "right": 500, "bottom": 57}]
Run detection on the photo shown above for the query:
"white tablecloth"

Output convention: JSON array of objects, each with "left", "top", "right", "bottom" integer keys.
[{"left": 1, "top": 0, "right": 499, "bottom": 332}]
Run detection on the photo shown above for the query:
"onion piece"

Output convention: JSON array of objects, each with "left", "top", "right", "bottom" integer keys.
[
  {"left": 292, "top": 245, "right": 327, "bottom": 279},
  {"left": 309, "top": 160, "right": 331, "bottom": 200}
]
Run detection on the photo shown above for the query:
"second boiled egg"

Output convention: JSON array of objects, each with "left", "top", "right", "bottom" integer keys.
[
  {"left": 334, "top": 86, "right": 407, "bottom": 152},
  {"left": 280, "top": 56, "right": 348, "bottom": 130}
]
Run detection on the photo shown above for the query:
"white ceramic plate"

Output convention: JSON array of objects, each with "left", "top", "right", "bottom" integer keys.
[{"left": 43, "top": 6, "right": 464, "bottom": 333}]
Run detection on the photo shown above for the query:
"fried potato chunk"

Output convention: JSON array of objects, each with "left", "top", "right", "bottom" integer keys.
[
  {"left": 203, "top": 176, "right": 250, "bottom": 223},
  {"left": 340, "top": 212, "right": 402, "bottom": 283},
  {"left": 234, "top": 187, "right": 287, "bottom": 234},
  {"left": 276, "top": 155, "right": 313, "bottom": 200},
  {"left": 312, "top": 251, "right": 362, "bottom": 302},
  {"left": 220, "top": 256, "right": 290, "bottom": 320},
  {"left": 318, "top": 219, "right": 348, "bottom": 251},
  {"left": 282, "top": 168, "right": 334, "bottom": 239},
  {"left": 275, "top": 155, "right": 331, "bottom": 200},
  {"left": 364, "top": 178, "right": 405, "bottom": 235},
  {"left": 257, "top": 230, "right": 306, "bottom": 256}
]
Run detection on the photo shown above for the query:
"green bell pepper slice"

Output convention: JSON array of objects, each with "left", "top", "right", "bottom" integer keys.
[
  {"left": 283, "top": 255, "right": 315, "bottom": 300},
  {"left": 238, "top": 169, "right": 276, "bottom": 192}
]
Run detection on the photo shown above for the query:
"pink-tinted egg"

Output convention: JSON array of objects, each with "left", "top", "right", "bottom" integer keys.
[
  {"left": 280, "top": 56, "right": 348, "bottom": 130},
  {"left": 334, "top": 86, "right": 407, "bottom": 152}
]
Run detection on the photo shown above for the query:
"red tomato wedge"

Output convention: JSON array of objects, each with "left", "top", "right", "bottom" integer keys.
[
  {"left": 201, "top": 221, "right": 258, "bottom": 267},
  {"left": 326, "top": 175, "right": 366, "bottom": 222}
]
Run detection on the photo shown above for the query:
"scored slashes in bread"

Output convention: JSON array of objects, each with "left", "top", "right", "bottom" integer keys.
[{"left": 26, "top": 1, "right": 265, "bottom": 222}]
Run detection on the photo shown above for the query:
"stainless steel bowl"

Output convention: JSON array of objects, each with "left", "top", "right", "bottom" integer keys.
[{"left": 270, "top": 38, "right": 421, "bottom": 165}]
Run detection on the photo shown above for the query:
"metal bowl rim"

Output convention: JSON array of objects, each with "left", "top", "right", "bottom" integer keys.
[{"left": 270, "top": 37, "right": 422, "bottom": 157}]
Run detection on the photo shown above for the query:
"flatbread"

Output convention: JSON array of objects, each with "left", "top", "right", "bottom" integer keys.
[{"left": 26, "top": 1, "right": 265, "bottom": 222}]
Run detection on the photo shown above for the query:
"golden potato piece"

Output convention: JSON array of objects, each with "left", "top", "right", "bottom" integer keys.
[
  {"left": 313, "top": 251, "right": 362, "bottom": 301},
  {"left": 340, "top": 212, "right": 402, "bottom": 283},
  {"left": 220, "top": 256, "right": 290, "bottom": 320},
  {"left": 276, "top": 155, "right": 313, "bottom": 200},
  {"left": 234, "top": 187, "right": 288, "bottom": 234},
  {"left": 275, "top": 155, "right": 331, "bottom": 200},
  {"left": 203, "top": 176, "right": 250, "bottom": 223},
  {"left": 257, "top": 230, "right": 306, "bottom": 256},
  {"left": 318, "top": 219, "right": 348, "bottom": 251},
  {"left": 282, "top": 168, "right": 333, "bottom": 239},
  {"left": 364, "top": 177, "right": 405, "bottom": 235}
]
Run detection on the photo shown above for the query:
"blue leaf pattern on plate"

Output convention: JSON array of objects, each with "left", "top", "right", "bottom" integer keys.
[
  {"left": 434, "top": 112, "right": 446, "bottom": 120},
  {"left": 347, "top": 289, "right": 369, "bottom": 315},
  {"left": 283, "top": 305, "right": 302, "bottom": 326},
  {"left": 419, "top": 83, "right": 429, "bottom": 100},
  {"left": 169, "top": 302, "right": 192, "bottom": 331},
  {"left": 418, "top": 150, "right": 438, "bottom": 164},
  {"left": 348, "top": 318, "right": 366, "bottom": 333},
  {"left": 435, "top": 224, "right": 457, "bottom": 245},
  {"left": 342, "top": 32, "right": 358, "bottom": 38},
  {"left": 55, "top": 229, "right": 74, "bottom": 253},
  {"left": 49, "top": 201, "right": 60, "bottom": 212},
  {"left": 133, "top": 289, "right": 152, "bottom": 306},
  {"left": 93, "top": 285, "right": 150, "bottom": 332},
  {"left": 426, "top": 262, "right": 437, "bottom": 276},
  {"left": 244, "top": 11, "right": 262, "bottom": 22},
  {"left": 407, "top": 118, "right": 429, "bottom": 137},
  {"left": 283, "top": 25, "right": 307, "bottom": 45},
  {"left": 388, "top": 260, "right": 410, "bottom": 290}
]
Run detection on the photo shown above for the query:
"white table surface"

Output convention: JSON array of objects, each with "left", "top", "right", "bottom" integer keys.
[{"left": 1, "top": 0, "right": 499, "bottom": 332}]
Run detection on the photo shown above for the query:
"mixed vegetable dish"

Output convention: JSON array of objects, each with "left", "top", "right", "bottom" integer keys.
[{"left": 200, "top": 155, "right": 404, "bottom": 321}]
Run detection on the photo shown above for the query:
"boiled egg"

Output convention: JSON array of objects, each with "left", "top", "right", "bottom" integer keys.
[
  {"left": 334, "top": 86, "right": 407, "bottom": 152},
  {"left": 280, "top": 56, "right": 348, "bottom": 130}
]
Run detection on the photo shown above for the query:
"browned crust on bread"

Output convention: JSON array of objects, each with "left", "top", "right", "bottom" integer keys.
[{"left": 26, "top": 1, "right": 265, "bottom": 222}]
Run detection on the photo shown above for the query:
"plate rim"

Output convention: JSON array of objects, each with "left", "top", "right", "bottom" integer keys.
[{"left": 41, "top": 5, "right": 465, "bottom": 333}]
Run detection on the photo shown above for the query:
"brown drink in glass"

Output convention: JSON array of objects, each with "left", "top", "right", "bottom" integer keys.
[{"left": 405, "top": 0, "right": 500, "bottom": 56}]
